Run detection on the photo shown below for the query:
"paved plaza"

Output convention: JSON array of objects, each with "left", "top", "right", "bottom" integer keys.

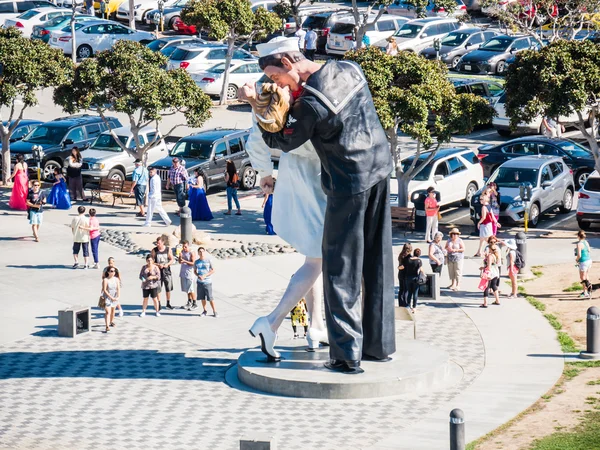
[{"left": 0, "top": 186, "right": 585, "bottom": 449}]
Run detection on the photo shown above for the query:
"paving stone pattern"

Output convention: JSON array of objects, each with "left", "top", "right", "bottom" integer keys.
[{"left": 0, "top": 292, "right": 484, "bottom": 450}]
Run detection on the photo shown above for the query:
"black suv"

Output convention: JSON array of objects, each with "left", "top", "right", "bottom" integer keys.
[
  {"left": 302, "top": 9, "right": 353, "bottom": 53},
  {"left": 10, "top": 114, "right": 122, "bottom": 181},
  {"left": 152, "top": 128, "right": 256, "bottom": 191}
]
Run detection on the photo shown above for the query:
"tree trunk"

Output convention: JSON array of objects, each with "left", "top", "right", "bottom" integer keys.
[
  {"left": 219, "top": 36, "right": 235, "bottom": 106},
  {"left": 128, "top": 0, "right": 136, "bottom": 30},
  {"left": 396, "top": 168, "right": 411, "bottom": 207},
  {"left": 1, "top": 134, "right": 11, "bottom": 186},
  {"left": 70, "top": 6, "right": 77, "bottom": 64},
  {"left": 355, "top": 25, "right": 365, "bottom": 50}
]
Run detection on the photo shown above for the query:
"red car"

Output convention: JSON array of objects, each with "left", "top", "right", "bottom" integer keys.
[{"left": 172, "top": 17, "right": 197, "bottom": 35}]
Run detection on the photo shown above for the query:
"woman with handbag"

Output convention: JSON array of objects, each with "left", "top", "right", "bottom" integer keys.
[
  {"left": 101, "top": 266, "right": 120, "bottom": 332},
  {"left": 445, "top": 228, "right": 465, "bottom": 291},
  {"left": 481, "top": 244, "right": 501, "bottom": 308},
  {"left": 139, "top": 254, "right": 162, "bottom": 317},
  {"left": 405, "top": 248, "right": 423, "bottom": 314},
  {"left": 397, "top": 243, "right": 413, "bottom": 307},
  {"left": 224, "top": 160, "right": 242, "bottom": 216},
  {"left": 428, "top": 232, "right": 446, "bottom": 275},
  {"left": 475, "top": 193, "right": 500, "bottom": 257}
]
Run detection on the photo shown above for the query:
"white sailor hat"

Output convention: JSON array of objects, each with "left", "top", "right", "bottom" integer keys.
[{"left": 256, "top": 36, "right": 300, "bottom": 57}]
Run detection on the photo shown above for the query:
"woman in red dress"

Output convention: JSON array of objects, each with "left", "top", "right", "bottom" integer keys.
[{"left": 9, "top": 154, "right": 29, "bottom": 211}]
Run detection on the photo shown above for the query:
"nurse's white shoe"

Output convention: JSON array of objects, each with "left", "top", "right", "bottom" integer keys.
[
  {"left": 306, "top": 327, "right": 329, "bottom": 351},
  {"left": 249, "top": 316, "right": 281, "bottom": 361}
]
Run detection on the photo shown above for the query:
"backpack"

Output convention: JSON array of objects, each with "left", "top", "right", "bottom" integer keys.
[{"left": 514, "top": 249, "right": 525, "bottom": 269}]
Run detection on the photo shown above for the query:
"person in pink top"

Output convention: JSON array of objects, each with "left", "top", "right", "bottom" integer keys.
[
  {"left": 424, "top": 187, "right": 440, "bottom": 243},
  {"left": 88, "top": 208, "right": 101, "bottom": 269}
]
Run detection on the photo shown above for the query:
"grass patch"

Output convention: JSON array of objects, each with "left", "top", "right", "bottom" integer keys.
[
  {"left": 568, "top": 360, "right": 600, "bottom": 369},
  {"left": 518, "top": 285, "right": 527, "bottom": 293},
  {"left": 543, "top": 314, "right": 562, "bottom": 330},
  {"left": 558, "top": 332, "right": 579, "bottom": 353},
  {"left": 563, "top": 282, "right": 583, "bottom": 292},
  {"left": 530, "top": 410, "right": 600, "bottom": 449},
  {"left": 587, "top": 380, "right": 600, "bottom": 386},
  {"left": 527, "top": 296, "right": 547, "bottom": 311},
  {"left": 575, "top": 319, "right": 583, "bottom": 323},
  {"left": 532, "top": 269, "right": 543, "bottom": 277},
  {"left": 563, "top": 367, "right": 581, "bottom": 380}
]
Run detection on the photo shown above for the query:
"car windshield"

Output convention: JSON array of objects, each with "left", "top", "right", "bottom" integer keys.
[
  {"left": 395, "top": 24, "right": 423, "bottom": 38},
  {"left": 61, "top": 22, "right": 89, "bottom": 32},
  {"left": 489, "top": 167, "right": 538, "bottom": 187},
  {"left": 555, "top": 140, "right": 592, "bottom": 159},
  {"left": 169, "top": 48, "right": 200, "bottom": 61},
  {"left": 172, "top": 0, "right": 189, "bottom": 7},
  {"left": 441, "top": 31, "right": 470, "bottom": 47},
  {"left": 22, "top": 125, "right": 67, "bottom": 145},
  {"left": 91, "top": 134, "right": 129, "bottom": 151},
  {"left": 401, "top": 158, "right": 433, "bottom": 181},
  {"left": 18, "top": 10, "right": 39, "bottom": 20},
  {"left": 207, "top": 63, "right": 227, "bottom": 73},
  {"left": 331, "top": 22, "right": 355, "bottom": 34},
  {"left": 169, "top": 140, "right": 213, "bottom": 159},
  {"left": 479, "top": 37, "right": 512, "bottom": 52},
  {"left": 44, "top": 15, "right": 70, "bottom": 27},
  {"left": 147, "top": 39, "right": 167, "bottom": 51},
  {"left": 160, "top": 46, "right": 178, "bottom": 57}
]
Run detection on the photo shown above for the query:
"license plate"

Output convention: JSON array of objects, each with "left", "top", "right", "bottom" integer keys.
[
  {"left": 464, "top": 65, "right": 471, "bottom": 71},
  {"left": 52, "top": 37, "right": 57, "bottom": 42},
  {"left": 334, "top": 41, "right": 341, "bottom": 47}
]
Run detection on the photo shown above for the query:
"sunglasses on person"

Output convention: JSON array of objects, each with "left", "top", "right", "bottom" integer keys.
[
  {"left": 33, "top": 183, "right": 40, "bottom": 187},
  {"left": 109, "top": 269, "right": 116, "bottom": 273}
]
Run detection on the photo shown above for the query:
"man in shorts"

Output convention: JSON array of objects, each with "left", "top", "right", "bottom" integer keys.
[
  {"left": 178, "top": 240, "right": 197, "bottom": 310},
  {"left": 130, "top": 159, "right": 148, "bottom": 217},
  {"left": 194, "top": 247, "right": 216, "bottom": 317},
  {"left": 151, "top": 235, "right": 174, "bottom": 310}
]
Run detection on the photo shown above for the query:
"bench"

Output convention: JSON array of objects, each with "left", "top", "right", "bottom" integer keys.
[
  {"left": 89, "top": 179, "right": 137, "bottom": 207},
  {"left": 391, "top": 206, "right": 415, "bottom": 233}
]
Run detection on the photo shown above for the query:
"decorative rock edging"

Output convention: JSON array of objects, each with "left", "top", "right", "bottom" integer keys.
[{"left": 101, "top": 229, "right": 296, "bottom": 260}]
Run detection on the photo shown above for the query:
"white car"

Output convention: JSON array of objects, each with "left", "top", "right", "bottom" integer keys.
[
  {"left": 326, "top": 14, "right": 408, "bottom": 56},
  {"left": 390, "top": 147, "right": 484, "bottom": 208},
  {"left": 49, "top": 19, "right": 155, "bottom": 59},
  {"left": 166, "top": 43, "right": 255, "bottom": 73},
  {"left": 373, "top": 17, "right": 463, "bottom": 53},
  {"left": 577, "top": 171, "right": 600, "bottom": 230},
  {"left": 116, "top": 0, "right": 178, "bottom": 23},
  {"left": 4, "top": 7, "right": 69, "bottom": 38},
  {"left": 192, "top": 60, "right": 263, "bottom": 100}
]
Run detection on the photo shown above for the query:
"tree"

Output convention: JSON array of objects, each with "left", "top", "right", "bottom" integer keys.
[
  {"left": 181, "top": 0, "right": 281, "bottom": 105},
  {"left": 345, "top": 47, "right": 495, "bottom": 206},
  {"left": 402, "top": 0, "right": 459, "bottom": 19},
  {"left": 272, "top": 0, "right": 308, "bottom": 30},
  {"left": 54, "top": 40, "right": 212, "bottom": 164},
  {"left": 0, "top": 28, "right": 73, "bottom": 185},
  {"left": 504, "top": 39, "right": 600, "bottom": 171}
]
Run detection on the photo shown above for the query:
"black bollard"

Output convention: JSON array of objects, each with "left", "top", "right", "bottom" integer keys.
[
  {"left": 450, "top": 408, "right": 465, "bottom": 450},
  {"left": 581, "top": 306, "right": 600, "bottom": 360},
  {"left": 180, "top": 206, "right": 193, "bottom": 244},
  {"left": 515, "top": 231, "right": 533, "bottom": 279}
]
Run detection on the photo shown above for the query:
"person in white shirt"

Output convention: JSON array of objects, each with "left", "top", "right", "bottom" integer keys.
[
  {"left": 144, "top": 167, "right": 172, "bottom": 227},
  {"left": 295, "top": 27, "right": 306, "bottom": 54},
  {"left": 71, "top": 205, "right": 90, "bottom": 269},
  {"left": 304, "top": 27, "right": 317, "bottom": 61}
]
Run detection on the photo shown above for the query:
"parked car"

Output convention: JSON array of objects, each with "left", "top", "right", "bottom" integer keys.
[
  {"left": 193, "top": 60, "right": 263, "bottom": 100},
  {"left": 477, "top": 137, "right": 595, "bottom": 188},
  {"left": 10, "top": 114, "right": 122, "bottom": 181},
  {"left": 4, "top": 7, "right": 71, "bottom": 38},
  {"left": 374, "top": 17, "right": 463, "bottom": 53},
  {"left": 576, "top": 171, "right": 600, "bottom": 230},
  {"left": 31, "top": 14, "right": 96, "bottom": 43},
  {"left": 301, "top": 9, "right": 353, "bottom": 53},
  {"left": 166, "top": 43, "right": 255, "bottom": 73},
  {"left": 116, "top": 0, "right": 178, "bottom": 23},
  {"left": 93, "top": 0, "right": 127, "bottom": 17},
  {"left": 146, "top": 35, "right": 203, "bottom": 54},
  {"left": 54, "top": 0, "right": 84, "bottom": 9},
  {"left": 455, "top": 34, "right": 537, "bottom": 75},
  {"left": 171, "top": 16, "right": 197, "bottom": 35},
  {"left": 387, "top": 0, "right": 467, "bottom": 18},
  {"left": 152, "top": 128, "right": 256, "bottom": 191},
  {"left": 281, "top": 5, "right": 339, "bottom": 35},
  {"left": 49, "top": 20, "right": 155, "bottom": 59},
  {"left": 420, "top": 27, "right": 499, "bottom": 68},
  {"left": 0, "top": 0, "right": 55, "bottom": 26},
  {"left": 325, "top": 14, "right": 407, "bottom": 56},
  {"left": 144, "top": 0, "right": 188, "bottom": 30},
  {"left": 81, "top": 126, "right": 167, "bottom": 182},
  {"left": 2, "top": 120, "right": 43, "bottom": 143},
  {"left": 470, "top": 156, "right": 574, "bottom": 227},
  {"left": 390, "top": 147, "right": 484, "bottom": 208},
  {"left": 450, "top": 76, "right": 504, "bottom": 102}
]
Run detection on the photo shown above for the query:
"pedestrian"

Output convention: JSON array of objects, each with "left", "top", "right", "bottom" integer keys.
[
  {"left": 88, "top": 208, "right": 101, "bottom": 269},
  {"left": 488, "top": 183, "right": 500, "bottom": 236},
  {"left": 71, "top": 205, "right": 90, "bottom": 269},
  {"left": 575, "top": 230, "right": 592, "bottom": 298},
  {"left": 397, "top": 243, "right": 413, "bottom": 307},
  {"left": 26, "top": 180, "right": 45, "bottom": 242},
  {"left": 386, "top": 36, "right": 398, "bottom": 56},
  {"left": 445, "top": 228, "right": 464, "bottom": 291},
  {"left": 304, "top": 26, "right": 317, "bottom": 61},
  {"left": 130, "top": 159, "right": 148, "bottom": 218},
  {"left": 475, "top": 193, "right": 499, "bottom": 257},
  {"left": 262, "top": 187, "right": 276, "bottom": 235},
  {"left": 139, "top": 254, "right": 161, "bottom": 317},
  {"left": 424, "top": 187, "right": 439, "bottom": 243},
  {"left": 9, "top": 154, "right": 28, "bottom": 211},
  {"left": 47, "top": 168, "right": 71, "bottom": 210},
  {"left": 405, "top": 248, "right": 423, "bottom": 314},
  {"left": 66, "top": 147, "right": 86, "bottom": 202},
  {"left": 224, "top": 160, "right": 242, "bottom": 215},
  {"left": 102, "top": 257, "right": 124, "bottom": 317},
  {"left": 85, "top": 0, "right": 94, "bottom": 15},
  {"left": 179, "top": 240, "right": 197, "bottom": 310},
  {"left": 194, "top": 247, "right": 217, "bottom": 317},
  {"left": 428, "top": 231, "right": 445, "bottom": 275},
  {"left": 290, "top": 298, "right": 308, "bottom": 338},
  {"left": 144, "top": 166, "right": 172, "bottom": 227},
  {"left": 503, "top": 238, "right": 519, "bottom": 298},
  {"left": 152, "top": 235, "right": 174, "bottom": 309},
  {"left": 542, "top": 116, "right": 563, "bottom": 138},
  {"left": 102, "top": 265, "right": 120, "bottom": 332},
  {"left": 188, "top": 168, "right": 213, "bottom": 221},
  {"left": 480, "top": 243, "right": 501, "bottom": 307},
  {"left": 295, "top": 27, "right": 306, "bottom": 54},
  {"left": 165, "top": 157, "right": 188, "bottom": 215}
]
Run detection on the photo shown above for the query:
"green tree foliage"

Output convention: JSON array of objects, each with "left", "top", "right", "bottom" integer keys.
[
  {"left": 504, "top": 39, "right": 600, "bottom": 170},
  {"left": 273, "top": 0, "right": 310, "bottom": 29},
  {"left": 182, "top": 0, "right": 281, "bottom": 105},
  {"left": 345, "top": 47, "right": 495, "bottom": 206},
  {"left": 54, "top": 40, "right": 212, "bottom": 164},
  {"left": 402, "top": 0, "right": 459, "bottom": 19},
  {"left": 0, "top": 28, "right": 73, "bottom": 184}
]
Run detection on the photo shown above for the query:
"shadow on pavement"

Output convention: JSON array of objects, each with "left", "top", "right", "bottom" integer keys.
[{"left": 7, "top": 264, "right": 72, "bottom": 270}]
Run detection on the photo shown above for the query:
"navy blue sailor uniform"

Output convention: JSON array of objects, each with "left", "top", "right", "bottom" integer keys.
[{"left": 261, "top": 60, "right": 396, "bottom": 363}]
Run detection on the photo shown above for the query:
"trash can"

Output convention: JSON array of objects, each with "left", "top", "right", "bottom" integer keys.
[{"left": 411, "top": 189, "right": 441, "bottom": 232}]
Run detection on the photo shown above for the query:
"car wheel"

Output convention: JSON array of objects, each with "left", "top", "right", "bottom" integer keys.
[
  {"left": 451, "top": 56, "right": 461, "bottom": 68},
  {"left": 240, "top": 165, "right": 256, "bottom": 190},
  {"left": 226, "top": 84, "right": 238, "bottom": 100},
  {"left": 576, "top": 170, "right": 592, "bottom": 189},
  {"left": 76, "top": 44, "right": 93, "bottom": 60},
  {"left": 462, "top": 182, "right": 478, "bottom": 206},
  {"left": 497, "top": 129, "right": 512, "bottom": 137},
  {"left": 169, "top": 15, "right": 180, "bottom": 29},
  {"left": 528, "top": 202, "right": 540, "bottom": 228},
  {"left": 559, "top": 188, "right": 573, "bottom": 213},
  {"left": 578, "top": 220, "right": 591, "bottom": 231},
  {"left": 495, "top": 60, "right": 506, "bottom": 75},
  {"left": 43, "top": 160, "right": 61, "bottom": 182},
  {"left": 107, "top": 168, "right": 125, "bottom": 181}
]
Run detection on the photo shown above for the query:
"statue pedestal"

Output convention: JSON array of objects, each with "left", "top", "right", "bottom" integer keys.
[{"left": 233, "top": 338, "right": 462, "bottom": 400}]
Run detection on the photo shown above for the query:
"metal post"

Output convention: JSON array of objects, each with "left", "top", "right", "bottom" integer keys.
[
  {"left": 450, "top": 408, "right": 465, "bottom": 450},
  {"left": 515, "top": 231, "right": 533, "bottom": 279},
  {"left": 180, "top": 206, "right": 193, "bottom": 244},
  {"left": 580, "top": 306, "right": 600, "bottom": 359}
]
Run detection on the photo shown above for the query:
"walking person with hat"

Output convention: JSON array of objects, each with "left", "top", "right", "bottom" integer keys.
[
  {"left": 130, "top": 159, "right": 148, "bottom": 218},
  {"left": 445, "top": 228, "right": 465, "bottom": 291},
  {"left": 503, "top": 238, "right": 519, "bottom": 298},
  {"left": 166, "top": 157, "right": 188, "bottom": 216}
]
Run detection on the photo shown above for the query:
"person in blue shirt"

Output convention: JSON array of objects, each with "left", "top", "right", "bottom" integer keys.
[
  {"left": 194, "top": 247, "right": 217, "bottom": 317},
  {"left": 130, "top": 159, "right": 149, "bottom": 217}
]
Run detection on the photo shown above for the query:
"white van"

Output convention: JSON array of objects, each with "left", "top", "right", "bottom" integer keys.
[{"left": 373, "top": 17, "right": 463, "bottom": 53}]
